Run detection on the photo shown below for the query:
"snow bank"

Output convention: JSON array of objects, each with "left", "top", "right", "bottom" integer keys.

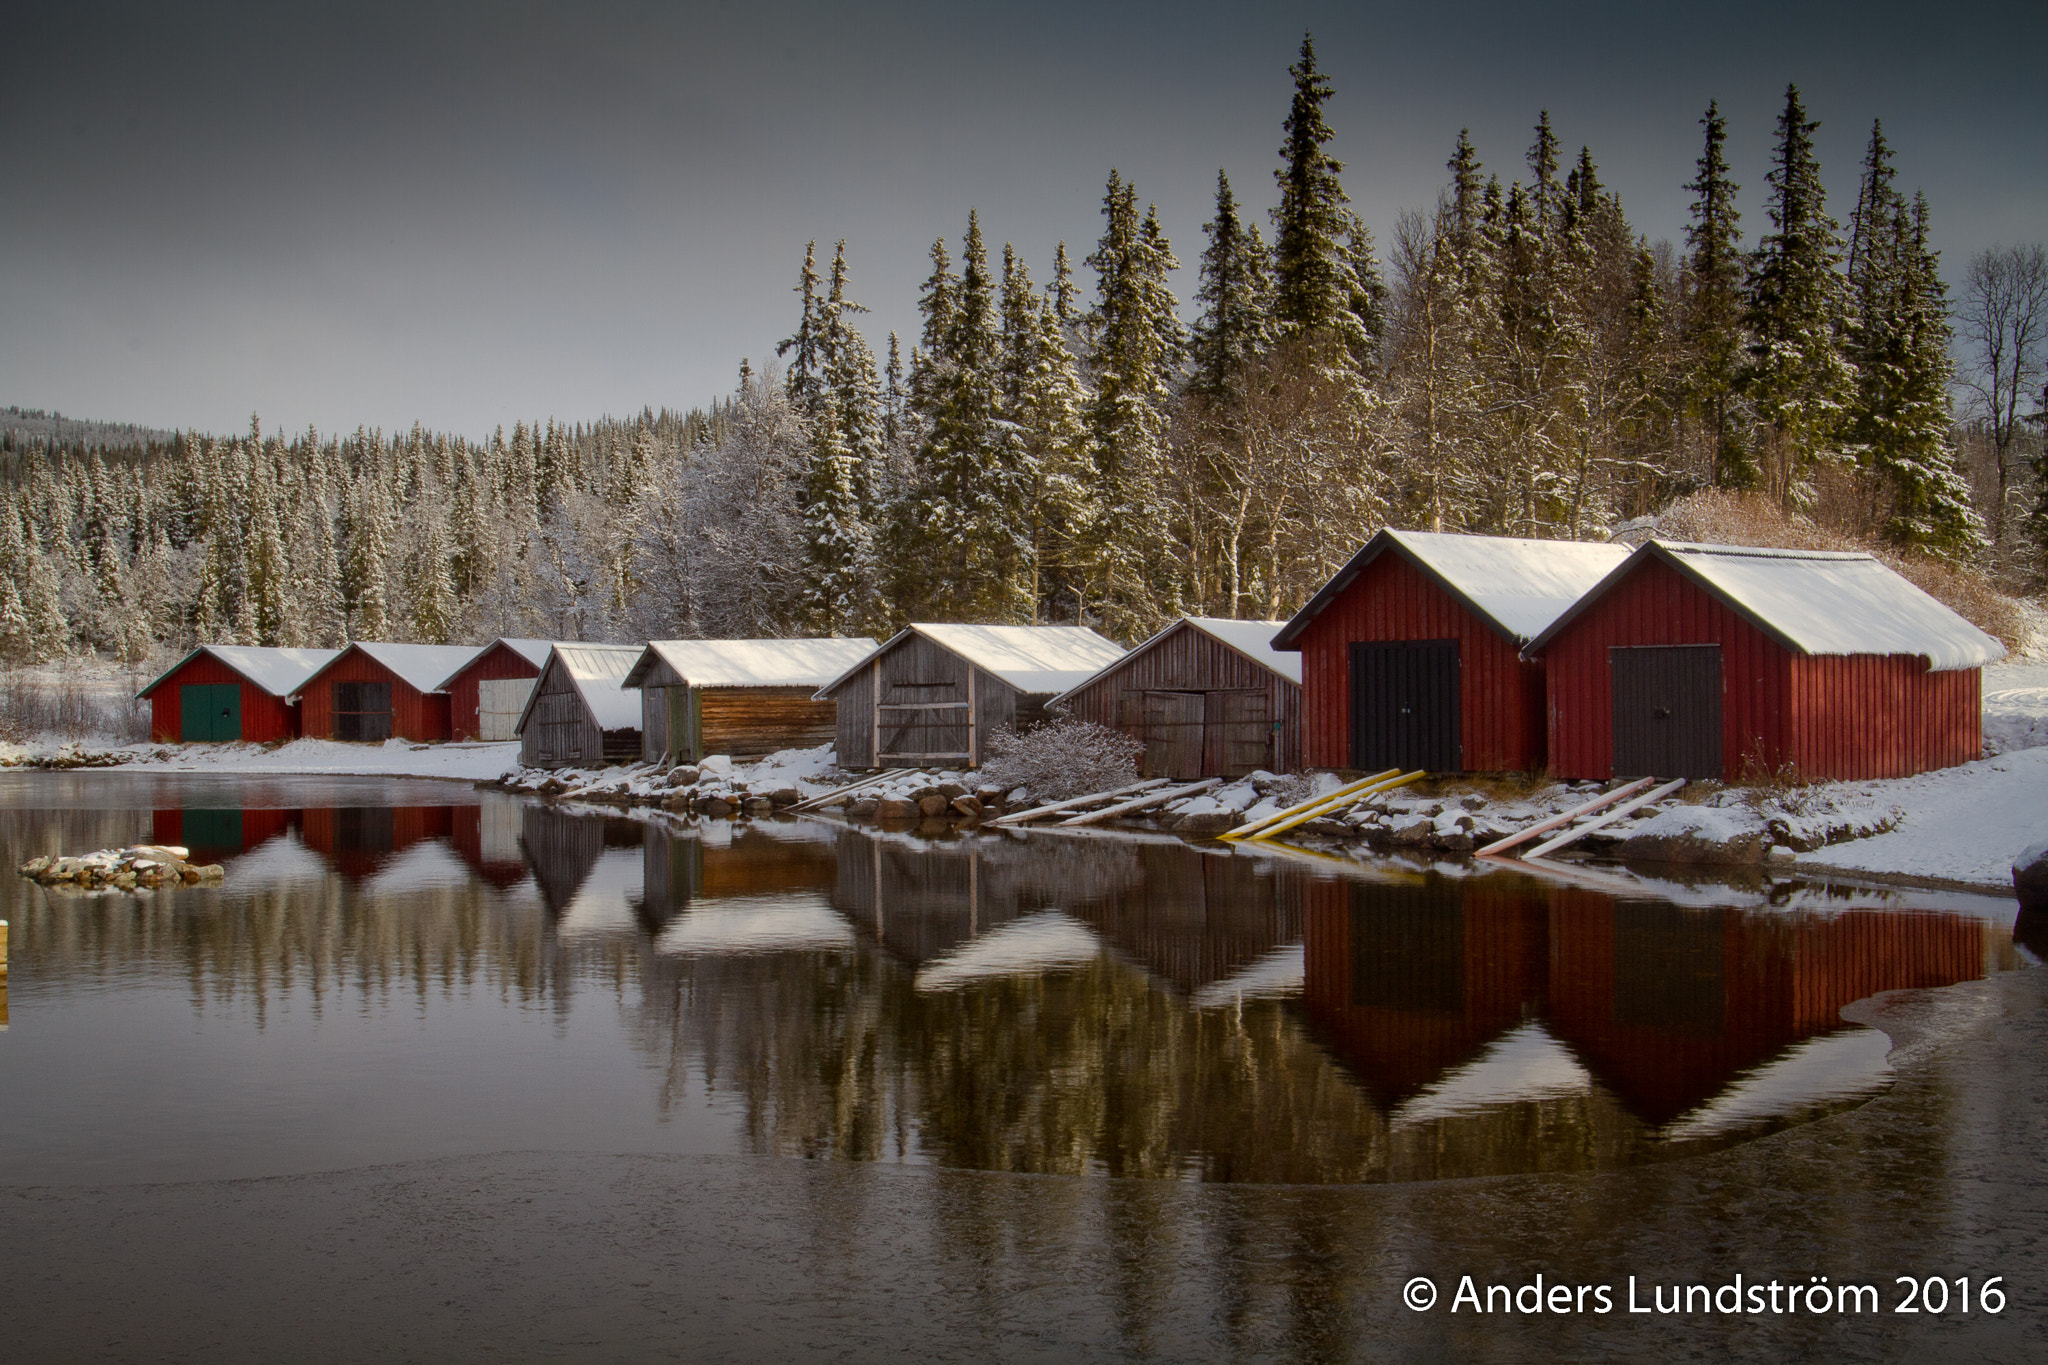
[
  {"left": 109, "top": 738, "right": 522, "bottom": 782},
  {"left": 1792, "top": 746, "right": 2048, "bottom": 890},
  {"left": 1983, "top": 658, "right": 2048, "bottom": 757}
]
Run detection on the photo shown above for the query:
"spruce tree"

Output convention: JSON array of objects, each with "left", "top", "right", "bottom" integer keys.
[
  {"left": 801, "top": 240, "right": 885, "bottom": 633},
  {"left": 1189, "top": 170, "right": 1276, "bottom": 401},
  {"left": 1269, "top": 33, "right": 1381, "bottom": 367},
  {"left": 1681, "top": 99, "right": 1750, "bottom": 486},
  {"left": 777, "top": 241, "right": 825, "bottom": 415},
  {"left": 1742, "top": 84, "right": 1854, "bottom": 510}
]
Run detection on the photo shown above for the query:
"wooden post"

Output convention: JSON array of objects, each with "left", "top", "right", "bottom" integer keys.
[
  {"left": 870, "top": 657, "right": 881, "bottom": 768},
  {"left": 967, "top": 667, "right": 978, "bottom": 769},
  {"left": 0, "top": 919, "right": 8, "bottom": 976}
]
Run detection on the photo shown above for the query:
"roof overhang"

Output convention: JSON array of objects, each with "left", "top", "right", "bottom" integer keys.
[{"left": 1272, "top": 528, "right": 1528, "bottom": 650}]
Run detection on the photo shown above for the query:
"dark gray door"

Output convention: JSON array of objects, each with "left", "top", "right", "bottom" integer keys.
[
  {"left": 1349, "top": 640, "right": 1460, "bottom": 772},
  {"left": 1610, "top": 645, "right": 1722, "bottom": 779}
]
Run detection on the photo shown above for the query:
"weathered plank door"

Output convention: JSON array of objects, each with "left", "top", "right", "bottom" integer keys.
[
  {"left": 478, "top": 678, "right": 533, "bottom": 742},
  {"left": 1349, "top": 640, "right": 1460, "bottom": 773},
  {"left": 1610, "top": 645, "right": 1722, "bottom": 779},
  {"left": 1204, "top": 689, "right": 1272, "bottom": 777},
  {"left": 1142, "top": 691, "right": 1204, "bottom": 779},
  {"left": 334, "top": 681, "right": 393, "bottom": 742}
]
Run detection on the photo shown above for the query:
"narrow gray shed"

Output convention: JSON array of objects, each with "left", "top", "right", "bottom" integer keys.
[
  {"left": 515, "top": 643, "right": 644, "bottom": 769},
  {"left": 814, "top": 624, "right": 1126, "bottom": 770},
  {"left": 621, "top": 637, "right": 878, "bottom": 764}
]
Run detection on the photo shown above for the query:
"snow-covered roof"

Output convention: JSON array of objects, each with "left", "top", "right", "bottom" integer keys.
[
  {"left": 291, "top": 641, "right": 486, "bottom": 697},
  {"left": 1526, "top": 540, "right": 2008, "bottom": 671},
  {"left": 519, "top": 643, "right": 645, "bottom": 733},
  {"left": 912, "top": 912, "right": 1104, "bottom": 992},
  {"left": 428, "top": 638, "right": 557, "bottom": 692},
  {"left": 819, "top": 624, "right": 1127, "bottom": 698},
  {"left": 622, "top": 637, "right": 880, "bottom": 690},
  {"left": 138, "top": 645, "right": 342, "bottom": 700},
  {"left": 1273, "top": 528, "right": 1632, "bottom": 648},
  {"left": 1048, "top": 616, "right": 1300, "bottom": 706}
]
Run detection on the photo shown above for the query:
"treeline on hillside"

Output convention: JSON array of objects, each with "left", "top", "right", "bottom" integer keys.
[{"left": 4, "top": 36, "right": 2044, "bottom": 666}]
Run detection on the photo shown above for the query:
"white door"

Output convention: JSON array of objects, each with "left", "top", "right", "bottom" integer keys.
[{"left": 479, "top": 677, "right": 536, "bottom": 741}]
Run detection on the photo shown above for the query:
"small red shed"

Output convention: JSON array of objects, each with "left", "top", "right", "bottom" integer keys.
[
  {"left": 1272, "top": 529, "right": 1629, "bottom": 773},
  {"left": 1050, "top": 617, "right": 1303, "bottom": 778},
  {"left": 292, "top": 642, "right": 482, "bottom": 743},
  {"left": 1524, "top": 541, "right": 2006, "bottom": 782},
  {"left": 436, "top": 638, "right": 553, "bottom": 742},
  {"left": 137, "top": 645, "right": 341, "bottom": 743}
]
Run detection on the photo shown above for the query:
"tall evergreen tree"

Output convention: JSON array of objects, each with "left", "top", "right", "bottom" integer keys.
[
  {"left": 1269, "top": 33, "right": 1381, "bottom": 367},
  {"left": 777, "top": 241, "right": 825, "bottom": 416},
  {"left": 1681, "top": 99, "right": 1750, "bottom": 486},
  {"left": 1189, "top": 170, "right": 1275, "bottom": 401},
  {"left": 1742, "top": 84, "right": 1854, "bottom": 510}
]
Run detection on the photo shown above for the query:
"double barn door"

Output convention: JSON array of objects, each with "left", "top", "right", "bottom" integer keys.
[
  {"left": 1348, "top": 640, "right": 1461, "bottom": 773},
  {"left": 1609, "top": 645, "right": 1723, "bottom": 780},
  {"left": 1140, "top": 689, "right": 1272, "bottom": 779}
]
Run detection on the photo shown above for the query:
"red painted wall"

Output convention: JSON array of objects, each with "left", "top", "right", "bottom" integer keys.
[
  {"left": 447, "top": 643, "right": 542, "bottom": 741},
  {"left": 1292, "top": 551, "right": 1546, "bottom": 772},
  {"left": 1541, "top": 556, "right": 1982, "bottom": 781},
  {"left": 144, "top": 654, "right": 299, "bottom": 743},
  {"left": 299, "top": 647, "right": 453, "bottom": 743},
  {"left": 150, "top": 806, "right": 297, "bottom": 855},
  {"left": 300, "top": 805, "right": 455, "bottom": 880}
]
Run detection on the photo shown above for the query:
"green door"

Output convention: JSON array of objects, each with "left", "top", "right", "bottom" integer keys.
[{"left": 180, "top": 684, "right": 241, "bottom": 742}]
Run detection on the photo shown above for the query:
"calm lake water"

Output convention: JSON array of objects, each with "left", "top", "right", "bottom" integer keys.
[{"left": 0, "top": 772, "right": 2029, "bottom": 1189}]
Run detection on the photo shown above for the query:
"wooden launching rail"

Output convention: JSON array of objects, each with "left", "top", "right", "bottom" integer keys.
[
  {"left": 1058, "top": 778, "right": 1221, "bottom": 827},
  {"left": 1521, "top": 778, "right": 1686, "bottom": 860},
  {"left": 1250, "top": 770, "right": 1424, "bottom": 842},
  {"left": 787, "top": 768, "right": 931, "bottom": 813},
  {"left": 1217, "top": 771, "right": 1398, "bottom": 841},
  {"left": 994, "top": 779, "right": 1169, "bottom": 826},
  {"left": 1473, "top": 777, "right": 1654, "bottom": 857}
]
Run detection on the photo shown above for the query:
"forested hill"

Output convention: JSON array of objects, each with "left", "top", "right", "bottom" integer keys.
[
  {"left": 1, "top": 407, "right": 181, "bottom": 458},
  {"left": 2, "top": 37, "right": 2040, "bottom": 670}
]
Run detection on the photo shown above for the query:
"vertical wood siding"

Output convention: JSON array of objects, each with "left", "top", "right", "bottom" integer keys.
[
  {"left": 145, "top": 654, "right": 298, "bottom": 743},
  {"left": 1542, "top": 556, "right": 1982, "bottom": 781},
  {"left": 1293, "top": 553, "right": 1545, "bottom": 772},
  {"left": 447, "top": 643, "right": 542, "bottom": 741},
  {"left": 831, "top": 664, "right": 875, "bottom": 768},
  {"left": 519, "top": 656, "right": 604, "bottom": 768},
  {"left": 1057, "top": 621, "right": 1302, "bottom": 775},
  {"left": 823, "top": 634, "right": 1023, "bottom": 769},
  {"left": 300, "top": 648, "right": 452, "bottom": 743}
]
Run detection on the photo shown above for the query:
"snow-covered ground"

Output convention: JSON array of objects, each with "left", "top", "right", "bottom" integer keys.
[
  {"left": 89, "top": 737, "right": 524, "bottom": 781},
  {"left": 1984, "top": 656, "right": 2048, "bottom": 757},
  {"left": 1789, "top": 745, "right": 2048, "bottom": 891}
]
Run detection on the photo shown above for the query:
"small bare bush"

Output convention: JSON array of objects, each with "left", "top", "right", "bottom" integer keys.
[
  {"left": 0, "top": 671, "right": 150, "bottom": 744},
  {"left": 981, "top": 718, "right": 1142, "bottom": 801}
]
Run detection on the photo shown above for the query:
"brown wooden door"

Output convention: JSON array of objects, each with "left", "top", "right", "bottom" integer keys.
[
  {"left": 1204, "top": 689, "right": 1272, "bottom": 777},
  {"left": 1142, "top": 691, "right": 1204, "bottom": 779},
  {"left": 1610, "top": 645, "right": 1723, "bottom": 779}
]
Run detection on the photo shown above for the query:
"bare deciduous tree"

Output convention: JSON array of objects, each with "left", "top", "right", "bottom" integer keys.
[{"left": 1958, "top": 243, "right": 2048, "bottom": 545}]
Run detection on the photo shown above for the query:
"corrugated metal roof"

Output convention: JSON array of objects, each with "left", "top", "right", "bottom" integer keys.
[
  {"left": 138, "top": 645, "right": 342, "bottom": 700},
  {"left": 1274, "top": 528, "right": 1632, "bottom": 647},
  {"left": 542, "top": 643, "right": 645, "bottom": 732},
  {"left": 622, "top": 637, "right": 880, "bottom": 690},
  {"left": 1621, "top": 541, "right": 2004, "bottom": 670},
  {"left": 818, "top": 624, "right": 1127, "bottom": 698},
  {"left": 1047, "top": 616, "right": 1299, "bottom": 706}
]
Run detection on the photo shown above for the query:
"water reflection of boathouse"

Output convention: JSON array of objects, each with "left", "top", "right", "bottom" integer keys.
[
  {"left": 299, "top": 806, "right": 456, "bottom": 881},
  {"left": 152, "top": 806, "right": 299, "bottom": 863}
]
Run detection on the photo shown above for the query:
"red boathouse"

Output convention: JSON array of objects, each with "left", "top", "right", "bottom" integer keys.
[
  {"left": 137, "top": 645, "right": 341, "bottom": 743},
  {"left": 1272, "top": 529, "right": 1629, "bottom": 774},
  {"left": 436, "top": 638, "right": 553, "bottom": 742},
  {"left": 293, "top": 642, "right": 482, "bottom": 743},
  {"left": 1524, "top": 541, "right": 2005, "bottom": 782}
]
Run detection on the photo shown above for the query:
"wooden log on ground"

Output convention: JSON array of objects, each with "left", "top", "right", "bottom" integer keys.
[
  {"left": 992, "top": 779, "right": 1167, "bottom": 826},
  {"left": 1057, "top": 778, "right": 1221, "bottom": 827}
]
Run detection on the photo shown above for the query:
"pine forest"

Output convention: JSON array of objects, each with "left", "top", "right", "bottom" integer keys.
[{"left": 4, "top": 38, "right": 2045, "bottom": 666}]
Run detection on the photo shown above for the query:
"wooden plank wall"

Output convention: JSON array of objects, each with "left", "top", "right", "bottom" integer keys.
[
  {"left": 701, "top": 686, "right": 839, "bottom": 759},
  {"left": 1058, "top": 621, "right": 1301, "bottom": 776},
  {"left": 830, "top": 663, "right": 875, "bottom": 768},
  {"left": 300, "top": 649, "right": 452, "bottom": 743},
  {"left": 1788, "top": 654, "right": 1982, "bottom": 779},
  {"left": 519, "top": 656, "right": 603, "bottom": 768},
  {"left": 1294, "top": 553, "right": 1546, "bottom": 773},
  {"left": 448, "top": 643, "right": 542, "bottom": 741},
  {"left": 146, "top": 654, "right": 298, "bottom": 743}
]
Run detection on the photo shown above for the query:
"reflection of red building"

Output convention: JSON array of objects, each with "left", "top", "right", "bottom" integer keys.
[
  {"left": 151, "top": 807, "right": 298, "bottom": 861},
  {"left": 450, "top": 804, "right": 531, "bottom": 889},
  {"left": 1066, "top": 845, "right": 1302, "bottom": 994},
  {"left": 1544, "top": 889, "right": 1987, "bottom": 1125},
  {"left": 1300, "top": 878, "right": 1549, "bottom": 1106},
  {"left": 299, "top": 806, "right": 456, "bottom": 880}
]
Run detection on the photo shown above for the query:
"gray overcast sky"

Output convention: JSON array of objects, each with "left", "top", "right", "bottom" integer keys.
[{"left": 4, "top": 0, "right": 2043, "bottom": 440}]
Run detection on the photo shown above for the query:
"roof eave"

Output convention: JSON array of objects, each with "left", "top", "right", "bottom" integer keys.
[{"left": 1274, "top": 529, "right": 1530, "bottom": 650}]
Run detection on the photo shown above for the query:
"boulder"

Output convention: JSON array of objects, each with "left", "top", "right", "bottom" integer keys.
[
  {"left": 1618, "top": 806, "right": 1769, "bottom": 866},
  {"left": 846, "top": 798, "right": 880, "bottom": 818},
  {"left": 767, "top": 788, "right": 801, "bottom": 807},
  {"left": 937, "top": 783, "right": 969, "bottom": 800},
  {"left": 917, "top": 794, "right": 952, "bottom": 818},
  {"left": 698, "top": 796, "right": 734, "bottom": 818},
  {"left": 974, "top": 785, "right": 1006, "bottom": 806},
  {"left": 2014, "top": 839, "right": 2048, "bottom": 913},
  {"left": 1386, "top": 813, "right": 1436, "bottom": 846},
  {"left": 1299, "top": 817, "right": 1349, "bottom": 838},
  {"left": 873, "top": 798, "right": 919, "bottom": 822},
  {"left": 666, "top": 766, "right": 701, "bottom": 788},
  {"left": 741, "top": 796, "right": 775, "bottom": 817},
  {"left": 908, "top": 786, "right": 943, "bottom": 804},
  {"left": 950, "top": 796, "right": 984, "bottom": 820},
  {"left": 1174, "top": 811, "right": 1238, "bottom": 836}
]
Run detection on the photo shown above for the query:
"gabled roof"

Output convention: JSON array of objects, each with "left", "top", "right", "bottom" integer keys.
[
  {"left": 1523, "top": 540, "right": 2007, "bottom": 671},
  {"left": 1048, "top": 616, "right": 1299, "bottom": 707},
  {"left": 429, "top": 638, "right": 557, "bottom": 693},
  {"left": 138, "top": 645, "right": 342, "bottom": 701},
  {"left": 622, "top": 637, "right": 880, "bottom": 690},
  {"left": 290, "top": 641, "right": 486, "bottom": 698},
  {"left": 1272, "top": 528, "right": 1633, "bottom": 648},
  {"left": 816, "top": 624, "right": 1127, "bottom": 699},
  {"left": 515, "top": 643, "right": 645, "bottom": 734}
]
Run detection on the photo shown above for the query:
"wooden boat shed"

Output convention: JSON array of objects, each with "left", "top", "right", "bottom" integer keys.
[
  {"left": 291, "top": 642, "right": 481, "bottom": 743},
  {"left": 621, "top": 637, "right": 878, "bottom": 764},
  {"left": 815, "top": 624, "right": 1126, "bottom": 770},
  {"left": 1524, "top": 540, "right": 2006, "bottom": 781},
  {"left": 137, "top": 644, "right": 339, "bottom": 743},
  {"left": 1272, "top": 528, "right": 1629, "bottom": 774},
  {"left": 1049, "top": 616, "right": 1303, "bottom": 778},
  {"left": 436, "top": 638, "right": 554, "bottom": 742},
  {"left": 515, "top": 643, "right": 645, "bottom": 769}
]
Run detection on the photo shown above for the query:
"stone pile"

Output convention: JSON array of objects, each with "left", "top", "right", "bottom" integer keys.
[{"left": 18, "top": 845, "right": 226, "bottom": 892}]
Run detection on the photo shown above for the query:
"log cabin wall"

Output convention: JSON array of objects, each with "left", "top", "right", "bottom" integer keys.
[
  {"left": 447, "top": 643, "right": 543, "bottom": 741},
  {"left": 1293, "top": 552, "right": 1546, "bottom": 773},
  {"left": 299, "top": 648, "right": 452, "bottom": 743},
  {"left": 700, "top": 686, "right": 839, "bottom": 759},
  {"left": 145, "top": 653, "right": 299, "bottom": 743},
  {"left": 1057, "top": 621, "right": 1301, "bottom": 777}
]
